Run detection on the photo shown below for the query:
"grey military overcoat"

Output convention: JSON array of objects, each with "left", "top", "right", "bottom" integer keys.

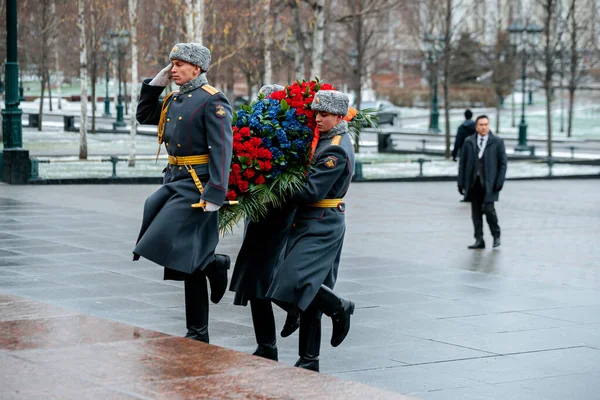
[
  {"left": 458, "top": 132, "right": 507, "bottom": 203},
  {"left": 267, "top": 124, "right": 355, "bottom": 311},
  {"left": 229, "top": 206, "right": 296, "bottom": 306},
  {"left": 133, "top": 78, "right": 233, "bottom": 277}
]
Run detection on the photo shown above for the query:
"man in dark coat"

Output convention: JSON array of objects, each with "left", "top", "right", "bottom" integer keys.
[
  {"left": 267, "top": 90, "right": 356, "bottom": 373},
  {"left": 452, "top": 109, "right": 476, "bottom": 161},
  {"left": 458, "top": 115, "right": 507, "bottom": 249},
  {"left": 133, "top": 43, "right": 233, "bottom": 343},
  {"left": 229, "top": 84, "right": 299, "bottom": 362}
]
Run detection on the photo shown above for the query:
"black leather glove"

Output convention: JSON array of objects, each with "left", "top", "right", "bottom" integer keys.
[{"left": 458, "top": 185, "right": 464, "bottom": 195}]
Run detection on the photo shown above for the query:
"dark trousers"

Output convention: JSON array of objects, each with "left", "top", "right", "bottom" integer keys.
[
  {"left": 470, "top": 180, "right": 500, "bottom": 240},
  {"left": 250, "top": 298, "right": 276, "bottom": 346},
  {"left": 184, "top": 273, "right": 208, "bottom": 330}
]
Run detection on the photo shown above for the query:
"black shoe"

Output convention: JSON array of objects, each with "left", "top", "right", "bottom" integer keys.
[
  {"left": 294, "top": 356, "right": 319, "bottom": 372},
  {"left": 280, "top": 312, "right": 300, "bottom": 337},
  {"left": 330, "top": 298, "right": 355, "bottom": 347},
  {"left": 493, "top": 237, "right": 501, "bottom": 248},
  {"left": 252, "top": 343, "right": 278, "bottom": 361},
  {"left": 468, "top": 240, "right": 486, "bottom": 249},
  {"left": 185, "top": 325, "right": 209, "bottom": 343},
  {"left": 205, "top": 254, "right": 230, "bottom": 304}
]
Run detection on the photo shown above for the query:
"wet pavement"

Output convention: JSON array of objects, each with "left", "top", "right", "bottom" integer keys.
[
  {"left": 0, "top": 180, "right": 599, "bottom": 399},
  {"left": 0, "top": 294, "right": 408, "bottom": 399}
]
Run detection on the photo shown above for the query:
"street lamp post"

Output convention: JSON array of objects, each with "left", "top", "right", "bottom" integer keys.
[
  {"left": 101, "top": 38, "right": 111, "bottom": 117},
  {"left": 109, "top": 29, "right": 129, "bottom": 129},
  {"left": 424, "top": 34, "right": 444, "bottom": 133},
  {"left": 508, "top": 21, "right": 542, "bottom": 153},
  {"left": 2, "top": 0, "right": 29, "bottom": 184}
]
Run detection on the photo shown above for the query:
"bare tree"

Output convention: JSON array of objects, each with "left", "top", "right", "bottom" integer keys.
[
  {"left": 51, "top": 0, "right": 63, "bottom": 110},
  {"left": 289, "top": 0, "right": 308, "bottom": 80},
  {"left": 310, "top": 0, "right": 326, "bottom": 79},
  {"left": 78, "top": 0, "right": 88, "bottom": 160},
  {"left": 565, "top": 0, "right": 599, "bottom": 137},
  {"left": 129, "top": 0, "right": 139, "bottom": 167},
  {"left": 185, "top": 0, "right": 204, "bottom": 43},
  {"left": 535, "top": 0, "right": 569, "bottom": 157},
  {"left": 263, "top": 0, "right": 274, "bottom": 84}
]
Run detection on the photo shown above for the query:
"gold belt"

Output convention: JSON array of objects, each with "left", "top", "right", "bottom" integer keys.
[
  {"left": 168, "top": 154, "right": 209, "bottom": 166},
  {"left": 310, "top": 198, "right": 344, "bottom": 208}
]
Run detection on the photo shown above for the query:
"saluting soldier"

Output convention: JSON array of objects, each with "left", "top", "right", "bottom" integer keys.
[
  {"left": 229, "top": 84, "right": 300, "bottom": 362},
  {"left": 267, "top": 90, "right": 356, "bottom": 372},
  {"left": 133, "top": 43, "right": 233, "bottom": 343}
]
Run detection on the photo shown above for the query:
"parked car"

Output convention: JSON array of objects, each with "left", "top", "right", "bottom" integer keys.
[{"left": 360, "top": 100, "right": 400, "bottom": 126}]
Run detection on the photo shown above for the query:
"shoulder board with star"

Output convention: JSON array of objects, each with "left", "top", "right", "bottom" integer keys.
[{"left": 202, "top": 85, "right": 220, "bottom": 96}]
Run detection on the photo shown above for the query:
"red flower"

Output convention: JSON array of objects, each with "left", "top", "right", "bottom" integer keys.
[
  {"left": 255, "top": 175, "right": 265, "bottom": 185},
  {"left": 238, "top": 180, "right": 249, "bottom": 192},
  {"left": 243, "top": 168, "right": 256, "bottom": 179},
  {"left": 240, "top": 127, "right": 251, "bottom": 137},
  {"left": 226, "top": 190, "right": 237, "bottom": 200}
]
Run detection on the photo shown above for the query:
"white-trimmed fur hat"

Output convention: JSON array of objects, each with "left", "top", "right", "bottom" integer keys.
[
  {"left": 311, "top": 90, "right": 349, "bottom": 116},
  {"left": 169, "top": 43, "right": 211, "bottom": 71}
]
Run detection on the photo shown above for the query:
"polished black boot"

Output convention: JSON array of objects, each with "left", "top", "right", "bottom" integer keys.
[
  {"left": 312, "top": 285, "right": 354, "bottom": 347},
  {"left": 493, "top": 237, "right": 501, "bottom": 248},
  {"left": 280, "top": 311, "right": 300, "bottom": 338},
  {"left": 468, "top": 239, "right": 486, "bottom": 249},
  {"left": 250, "top": 298, "right": 278, "bottom": 361},
  {"left": 184, "top": 276, "right": 209, "bottom": 343},
  {"left": 294, "top": 310, "right": 321, "bottom": 372},
  {"left": 204, "top": 254, "right": 230, "bottom": 304},
  {"left": 253, "top": 343, "right": 278, "bottom": 361}
]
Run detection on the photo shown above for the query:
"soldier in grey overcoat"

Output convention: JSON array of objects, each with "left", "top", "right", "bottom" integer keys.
[
  {"left": 266, "top": 90, "right": 356, "bottom": 372},
  {"left": 133, "top": 43, "right": 233, "bottom": 343},
  {"left": 229, "top": 84, "right": 300, "bottom": 362},
  {"left": 458, "top": 115, "right": 507, "bottom": 249}
]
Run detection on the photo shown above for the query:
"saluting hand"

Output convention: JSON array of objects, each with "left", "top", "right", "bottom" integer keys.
[
  {"left": 204, "top": 201, "right": 221, "bottom": 212},
  {"left": 149, "top": 63, "right": 173, "bottom": 86}
]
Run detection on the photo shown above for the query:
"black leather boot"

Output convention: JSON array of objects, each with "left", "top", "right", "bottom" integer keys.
[
  {"left": 204, "top": 254, "right": 230, "bottom": 304},
  {"left": 250, "top": 298, "right": 278, "bottom": 361},
  {"left": 185, "top": 325, "right": 209, "bottom": 343},
  {"left": 184, "top": 276, "right": 209, "bottom": 343},
  {"left": 280, "top": 311, "right": 300, "bottom": 337},
  {"left": 468, "top": 239, "right": 486, "bottom": 249},
  {"left": 493, "top": 237, "right": 501, "bottom": 248},
  {"left": 294, "top": 310, "right": 321, "bottom": 372},
  {"left": 312, "top": 285, "right": 354, "bottom": 347},
  {"left": 253, "top": 343, "right": 278, "bottom": 361}
]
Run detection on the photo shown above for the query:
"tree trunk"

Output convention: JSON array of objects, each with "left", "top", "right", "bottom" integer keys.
[
  {"left": 353, "top": 0, "right": 363, "bottom": 154},
  {"left": 496, "top": 99, "right": 500, "bottom": 134},
  {"left": 291, "top": 0, "right": 305, "bottom": 80},
  {"left": 567, "top": 87, "right": 575, "bottom": 138},
  {"left": 246, "top": 72, "right": 253, "bottom": 105},
  {"left": 38, "top": 74, "right": 46, "bottom": 131},
  {"left": 185, "top": 0, "right": 194, "bottom": 42},
  {"left": 443, "top": 0, "right": 452, "bottom": 159},
  {"left": 310, "top": 0, "right": 325, "bottom": 79},
  {"left": 55, "top": 49, "right": 62, "bottom": 110},
  {"left": 129, "top": 0, "right": 139, "bottom": 167},
  {"left": 193, "top": 0, "right": 204, "bottom": 44},
  {"left": 546, "top": 87, "right": 552, "bottom": 157},
  {"left": 47, "top": 71, "right": 53, "bottom": 112},
  {"left": 91, "top": 73, "right": 96, "bottom": 133},
  {"left": 263, "top": 0, "right": 273, "bottom": 85},
  {"left": 78, "top": 0, "right": 88, "bottom": 160}
]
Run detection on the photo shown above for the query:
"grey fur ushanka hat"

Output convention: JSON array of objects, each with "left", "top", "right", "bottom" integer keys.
[
  {"left": 258, "top": 84, "right": 285, "bottom": 98},
  {"left": 169, "top": 43, "right": 211, "bottom": 71},
  {"left": 311, "top": 90, "right": 350, "bottom": 116}
]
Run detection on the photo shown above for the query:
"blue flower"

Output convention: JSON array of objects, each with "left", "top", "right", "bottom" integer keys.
[
  {"left": 262, "top": 137, "right": 272, "bottom": 148},
  {"left": 270, "top": 147, "right": 284, "bottom": 159}
]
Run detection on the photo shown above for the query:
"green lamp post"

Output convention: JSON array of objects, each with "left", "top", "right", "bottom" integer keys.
[
  {"left": 109, "top": 29, "right": 129, "bottom": 129},
  {"left": 101, "top": 37, "right": 112, "bottom": 117},
  {"left": 507, "top": 21, "right": 543, "bottom": 153},
  {"left": 424, "top": 34, "right": 444, "bottom": 133},
  {"left": 2, "top": 0, "right": 29, "bottom": 184}
]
